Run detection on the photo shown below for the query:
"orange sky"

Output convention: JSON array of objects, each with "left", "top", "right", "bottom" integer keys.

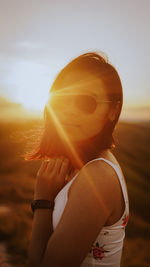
[
  {"left": 0, "top": 94, "right": 149, "bottom": 123},
  {"left": 0, "top": 0, "right": 150, "bottom": 113}
]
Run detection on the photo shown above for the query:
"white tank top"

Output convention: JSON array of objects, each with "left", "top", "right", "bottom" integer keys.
[{"left": 52, "top": 157, "right": 130, "bottom": 267}]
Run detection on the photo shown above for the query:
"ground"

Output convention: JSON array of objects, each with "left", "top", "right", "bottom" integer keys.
[{"left": 0, "top": 119, "right": 150, "bottom": 266}]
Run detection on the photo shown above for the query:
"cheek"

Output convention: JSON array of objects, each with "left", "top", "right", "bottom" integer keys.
[
  {"left": 96, "top": 103, "right": 110, "bottom": 119},
  {"left": 82, "top": 105, "right": 109, "bottom": 123},
  {"left": 80, "top": 106, "right": 110, "bottom": 132}
]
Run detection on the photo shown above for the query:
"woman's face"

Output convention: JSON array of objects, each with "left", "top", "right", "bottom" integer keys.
[{"left": 46, "top": 71, "right": 111, "bottom": 143}]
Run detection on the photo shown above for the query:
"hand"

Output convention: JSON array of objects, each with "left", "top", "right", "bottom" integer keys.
[{"left": 34, "top": 157, "right": 70, "bottom": 201}]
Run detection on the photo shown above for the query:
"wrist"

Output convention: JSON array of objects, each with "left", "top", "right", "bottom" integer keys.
[
  {"left": 34, "top": 194, "right": 55, "bottom": 202},
  {"left": 31, "top": 199, "right": 55, "bottom": 213}
]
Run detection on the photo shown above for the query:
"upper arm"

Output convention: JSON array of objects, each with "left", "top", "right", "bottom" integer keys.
[{"left": 42, "top": 160, "right": 115, "bottom": 267}]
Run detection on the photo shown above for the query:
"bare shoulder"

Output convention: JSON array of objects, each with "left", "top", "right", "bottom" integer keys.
[
  {"left": 68, "top": 158, "right": 117, "bottom": 216},
  {"left": 69, "top": 153, "right": 119, "bottom": 194},
  {"left": 44, "top": 156, "right": 119, "bottom": 266},
  {"left": 43, "top": 153, "right": 126, "bottom": 267}
]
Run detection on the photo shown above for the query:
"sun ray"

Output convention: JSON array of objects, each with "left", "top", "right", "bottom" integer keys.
[
  {"left": 81, "top": 167, "right": 110, "bottom": 217},
  {"left": 50, "top": 76, "right": 102, "bottom": 96},
  {"left": 46, "top": 102, "right": 109, "bottom": 216},
  {"left": 46, "top": 103, "right": 84, "bottom": 169}
]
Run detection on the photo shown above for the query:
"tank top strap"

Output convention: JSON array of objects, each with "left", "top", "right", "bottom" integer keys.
[{"left": 83, "top": 157, "right": 129, "bottom": 213}]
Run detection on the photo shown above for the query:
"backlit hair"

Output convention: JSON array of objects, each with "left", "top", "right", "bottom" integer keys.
[{"left": 25, "top": 52, "right": 123, "bottom": 170}]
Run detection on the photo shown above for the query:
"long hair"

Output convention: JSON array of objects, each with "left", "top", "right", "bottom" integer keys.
[{"left": 25, "top": 52, "right": 123, "bottom": 170}]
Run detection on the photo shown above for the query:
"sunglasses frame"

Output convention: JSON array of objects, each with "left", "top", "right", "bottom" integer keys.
[{"left": 48, "top": 91, "right": 120, "bottom": 114}]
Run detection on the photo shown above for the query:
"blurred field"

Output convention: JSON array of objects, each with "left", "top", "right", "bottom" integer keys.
[{"left": 0, "top": 119, "right": 150, "bottom": 266}]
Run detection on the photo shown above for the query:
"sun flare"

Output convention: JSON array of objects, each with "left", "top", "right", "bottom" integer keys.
[
  {"left": 20, "top": 90, "right": 50, "bottom": 112},
  {"left": 7, "top": 60, "right": 55, "bottom": 112}
]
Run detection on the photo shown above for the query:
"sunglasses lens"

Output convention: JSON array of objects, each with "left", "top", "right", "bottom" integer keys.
[
  {"left": 75, "top": 95, "right": 97, "bottom": 113},
  {"left": 49, "top": 94, "right": 97, "bottom": 114}
]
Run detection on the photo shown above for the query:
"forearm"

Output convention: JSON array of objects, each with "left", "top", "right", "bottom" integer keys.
[
  {"left": 28, "top": 157, "right": 70, "bottom": 266},
  {"left": 28, "top": 209, "right": 53, "bottom": 267}
]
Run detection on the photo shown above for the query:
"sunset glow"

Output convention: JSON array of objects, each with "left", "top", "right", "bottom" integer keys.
[
  {"left": 0, "top": 0, "right": 149, "bottom": 120},
  {"left": 5, "top": 60, "right": 53, "bottom": 111}
]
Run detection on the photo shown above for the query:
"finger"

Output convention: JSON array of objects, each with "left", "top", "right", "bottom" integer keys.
[
  {"left": 37, "top": 160, "right": 48, "bottom": 176},
  {"left": 47, "top": 157, "right": 63, "bottom": 175},
  {"left": 46, "top": 158, "right": 56, "bottom": 173},
  {"left": 55, "top": 157, "right": 64, "bottom": 175},
  {"left": 59, "top": 158, "right": 70, "bottom": 178}
]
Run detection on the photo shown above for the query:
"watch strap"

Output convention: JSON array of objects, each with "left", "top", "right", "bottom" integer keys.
[{"left": 31, "top": 199, "right": 55, "bottom": 212}]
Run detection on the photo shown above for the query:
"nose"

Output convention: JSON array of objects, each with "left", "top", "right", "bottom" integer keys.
[
  {"left": 55, "top": 108, "right": 77, "bottom": 124},
  {"left": 51, "top": 96, "right": 76, "bottom": 116}
]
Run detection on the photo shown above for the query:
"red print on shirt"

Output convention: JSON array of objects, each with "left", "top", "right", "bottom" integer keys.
[
  {"left": 122, "top": 214, "right": 129, "bottom": 227},
  {"left": 89, "top": 242, "right": 109, "bottom": 260}
]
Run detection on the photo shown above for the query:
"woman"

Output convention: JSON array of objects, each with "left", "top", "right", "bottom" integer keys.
[{"left": 28, "top": 52, "right": 129, "bottom": 267}]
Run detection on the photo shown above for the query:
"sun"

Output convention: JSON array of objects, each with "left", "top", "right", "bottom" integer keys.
[
  {"left": 8, "top": 60, "right": 55, "bottom": 112},
  {"left": 20, "top": 89, "right": 50, "bottom": 112}
]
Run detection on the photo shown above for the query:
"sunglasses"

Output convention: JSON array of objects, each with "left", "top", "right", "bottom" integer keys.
[{"left": 48, "top": 92, "right": 113, "bottom": 114}]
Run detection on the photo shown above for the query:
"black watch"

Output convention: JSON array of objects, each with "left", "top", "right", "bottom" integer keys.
[{"left": 31, "top": 199, "right": 55, "bottom": 212}]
